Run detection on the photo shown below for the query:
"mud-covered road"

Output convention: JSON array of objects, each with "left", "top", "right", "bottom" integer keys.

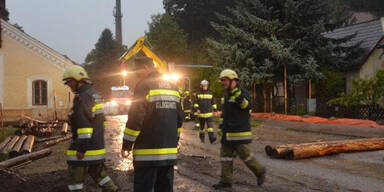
[{"left": 1, "top": 115, "right": 384, "bottom": 192}]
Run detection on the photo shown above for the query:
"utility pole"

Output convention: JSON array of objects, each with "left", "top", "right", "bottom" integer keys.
[{"left": 114, "top": 0, "right": 123, "bottom": 45}]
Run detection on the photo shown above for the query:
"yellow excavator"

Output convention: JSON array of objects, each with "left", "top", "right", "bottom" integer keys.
[{"left": 119, "top": 36, "right": 169, "bottom": 73}]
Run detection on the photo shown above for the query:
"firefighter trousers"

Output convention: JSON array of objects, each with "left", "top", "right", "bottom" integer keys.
[
  {"left": 194, "top": 114, "right": 200, "bottom": 130},
  {"left": 220, "top": 144, "right": 265, "bottom": 184},
  {"left": 67, "top": 163, "right": 117, "bottom": 192},
  {"left": 199, "top": 117, "right": 215, "bottom": 143},
  {"left": 134, "top": 165, "right": 174, "bottom": 192}
]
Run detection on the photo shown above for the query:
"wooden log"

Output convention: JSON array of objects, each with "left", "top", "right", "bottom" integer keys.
[
  {"left": 0, "top": 148, "right": 52, "bottom": 169},
  {"left": 2, "top": 136, "right": 20, "bottom": 153},
  {"left": 21, "top": 135, "right": 35, "bottom": 155},
  {"left": 9, "top": 135, "right": 28, "bottom": 158},
  {"left": 61, "top": 122, "right": 68, "bottom": 135},
  {"left": 36, "top": 135, "right": 63, "bottom": 143},
  {"left": 43, "top": 135, "right": 72, "bottom": 148},
  {"left": 0, "top": 136, "right": 12, "bottom": 151},
  {"left": 265, "top": 138, "right": 384, "bottom": 160}
]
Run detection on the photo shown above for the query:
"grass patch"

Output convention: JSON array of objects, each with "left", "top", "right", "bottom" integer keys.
[
  {"left": 0, "top": 127, "right": 18, "bottom": 142},
  {"left": 251, "top": 119, "right": 263, "bottom": 127}
]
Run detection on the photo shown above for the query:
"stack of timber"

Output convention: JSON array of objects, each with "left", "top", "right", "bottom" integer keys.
[
  {"left": 0, "top": 135, "right": 36, "bottom": 159},
  {"left": 17, "top": 116, "right": 66, "bottom": 137},
  {"left": 265, "top": 138, "right": 384, "bottom": 160}
]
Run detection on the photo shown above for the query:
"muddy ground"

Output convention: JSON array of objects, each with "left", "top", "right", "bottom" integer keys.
[{"left": 1, "top": 115, "right": 384, "bottom": 192}]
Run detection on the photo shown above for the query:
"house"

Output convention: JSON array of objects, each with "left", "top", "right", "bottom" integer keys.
[
  {"left": 323, "top": 17, "right": 384, "bottom": 94},
  {"left": 0, "top": 19, "right": 74, "bottom": 121}
]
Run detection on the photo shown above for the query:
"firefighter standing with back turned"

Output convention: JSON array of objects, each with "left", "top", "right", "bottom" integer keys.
[
  {"left": 192, "top": 91, "right": 200, "bottom": 130},
  {"left": 182, "top": 91, "right": 192, "bottom": 121},
  {"left": 121, "top": 57, "right": 184, "bottom": 192},
  {"left": 62, "top": 65, "right": 118, "bottom": 192},
  {"left": 194, "top": 80, "right": 217, "bottom": 143},
  {"left": 213, "top": 69, "right": 266, "bottom": 189}
]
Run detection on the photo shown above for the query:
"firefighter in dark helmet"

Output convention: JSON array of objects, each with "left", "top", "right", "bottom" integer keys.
[
  {"left": 121, "top": 57, "right": 184, "bottom": 192},
  {"left": 213, "top": 69, "right": 266, "bottom": 189}
]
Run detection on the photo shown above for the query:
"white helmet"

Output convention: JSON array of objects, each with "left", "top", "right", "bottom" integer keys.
[{"left": 200, "top": 80, "right": 209, "bottom": 86}]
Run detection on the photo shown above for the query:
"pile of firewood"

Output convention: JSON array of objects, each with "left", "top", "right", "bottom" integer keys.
[{"left": 17, "top": 116, "right": 68, "bottom": 137}]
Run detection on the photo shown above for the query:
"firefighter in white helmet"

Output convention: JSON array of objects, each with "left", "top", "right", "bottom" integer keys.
[
  {"left": 193, "top": 79, "right": 217, "bottom": 144},
  {"left": 213, "top": 69, "right": 265, "bottom": 189},
  {"left": 63, "top": 65, "right": 118, "bottom": 192}
]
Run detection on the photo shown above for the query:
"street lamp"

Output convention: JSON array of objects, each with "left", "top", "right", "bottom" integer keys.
[{"left": 121, "top": 70, "right": 127, "bottom": 86}]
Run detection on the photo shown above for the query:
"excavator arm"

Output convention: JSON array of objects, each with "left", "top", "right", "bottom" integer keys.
[{"left": 119, "top": 36, "right": 168, "bottom": 73}]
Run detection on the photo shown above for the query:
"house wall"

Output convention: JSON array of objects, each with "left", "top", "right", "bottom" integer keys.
[
  {"left": 0, "top": 22, "right": 73, "bottom": 121},
  {"left": 359, "top": 48, "right": 384, "bottom": 79}
]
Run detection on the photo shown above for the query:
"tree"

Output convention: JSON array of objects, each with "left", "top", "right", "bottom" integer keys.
[
  {"left": 146, "top": 13, "right": 188, "bottom": 64},
  {"left": 163, "top": 0, "right": 235, "bottom": 44},
  {"left": 341, "top": 0, "right": 384, "bottom": 17},
  {"left": 84, "top": 29, "right": 125, "bottom": 99},
  {"left": 207, "top": 0, "right": 362, "bottom": 112}
]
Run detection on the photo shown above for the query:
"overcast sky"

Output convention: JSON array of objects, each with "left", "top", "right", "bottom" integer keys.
[{"left": 7, "top": 0, "right": 164, "bottom": 63}]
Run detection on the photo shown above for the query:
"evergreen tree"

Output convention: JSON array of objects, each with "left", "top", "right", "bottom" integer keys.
[
  {"left": 84, "top": 29, "right": 125, "bottom": 99},
  {"left": 341, "top": 0, "right": 384, "bottom": 17},
  {"left": 146, "top": 13, "right": 188, "bottom": 64},
  {"left": 208, "top": 0, "right": 362, "bottom": 94}
]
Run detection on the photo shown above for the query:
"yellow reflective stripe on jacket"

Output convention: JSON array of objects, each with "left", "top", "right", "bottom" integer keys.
[
  {"left": 77, "top": 128, "right": 93, "bottom": 134},
  {"left": 177, "top": 128, "right": 182, "bottom": 133},
  {"left": 226, "top": 131, "right": 252, "bottom": 137},
  {"left": 124, "top": 128, "right": 140, "bottom": 137},
  {"left": 197, "top": 94, "right": 213, "bottom": 99},
  {"left": 194, "top": 103, "right": 199, "bottom": 107},
  {"left": 240, "top": 98, "right": 249, "bottom": 109},
  {"left": 66, "top": 149, "right": 106, "bottom": 161},
  {"left": 207, "top": 128, "right": 214, "bottom": 132},
  {"left": 66, "top": 149, "right": 106, "bottom": 156},
  {"left": 212, "top": 104, "right": 217, "bottom": 109},
  {"left": 91, "top": 103, "right": 104, "bottom": 112},
  {"left": 133, "top": 148, "right": 178, "bottom": 155},
  {"left": 123, "top": 128, "right": 141, "bottom": 142},
  {"left": 230, "top": 89, "right": 242, "bottom": 100},
  {"left": 146, "top": 89, "right": 180, "bottom": 99},
  {"left": 199, "top": 112, "right": 213, "bottom": 118}
]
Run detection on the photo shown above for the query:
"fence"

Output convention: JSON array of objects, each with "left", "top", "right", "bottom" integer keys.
[
  {"left": 315, "top": 98, "right": 384, "bottom": 121},
  {"left": 218, "top": 96, "right": 384, "bottom": 121},
  {"left": 251, "top": 96, "right": 308, "bottom": 115}
]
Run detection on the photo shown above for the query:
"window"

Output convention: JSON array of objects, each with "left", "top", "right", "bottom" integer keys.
[{"left": 32, "top": 80, "right": 47, "bottom": 105}]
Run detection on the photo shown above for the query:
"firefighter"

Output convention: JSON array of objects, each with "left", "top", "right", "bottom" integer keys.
[
  {"left": 192, "top": 91, "right": 200, "bottom": 130},
  {"left": 121, "top": 57, "right": 184, "bottom": 192},
  {"left": 62, "top": 65, "right": 118, "bottom": 192},
  {"left": 213, "top": 69, "right": 266, "bottom": 189},
  {"left": 183, "top": 91, "right": 192, "bottom": 121},
  {"left": 194, "top": 80, "right": 217, "bottom": 144}
]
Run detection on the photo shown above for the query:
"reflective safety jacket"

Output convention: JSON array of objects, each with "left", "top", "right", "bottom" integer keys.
[
  {"left": 123, "top": 71, "right": 184, "bottom": 167},
  {"left": 67, "top": 83, "right": 106, "bottom": 166},
  {"left": 220, "top": 86, "right": 252, "bottom": 145},
  {"left": 194, "top": 90, "right": 217, "bottom": 118}
]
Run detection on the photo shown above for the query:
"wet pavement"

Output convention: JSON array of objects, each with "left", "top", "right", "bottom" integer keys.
[
  {"left": 102, "top": 115, "right": 384, "bottom": 192},
  {"left": 3, "top": 115, "right": 384, "bottom": 192}
]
